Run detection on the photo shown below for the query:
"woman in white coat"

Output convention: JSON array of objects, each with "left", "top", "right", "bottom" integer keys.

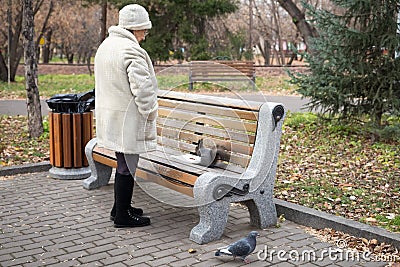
[{"left": 94, "top": 4, "right": 158, "bottom": 228}]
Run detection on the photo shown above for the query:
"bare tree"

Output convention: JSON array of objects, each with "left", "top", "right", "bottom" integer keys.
[
  {"left": 0, "top": 0, "right": 54, "bottom": 82},
  {"left": 276, "top": 0, "right": 319, "bottom": 49},
  {"left": 49, "top": 1, "right": 113, "bottom": 64},
  {"left": 23, "top": 0, "right": 43, "bottom": 138}
]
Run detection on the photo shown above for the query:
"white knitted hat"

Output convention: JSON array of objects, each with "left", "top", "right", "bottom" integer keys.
[{"left": 118, "top": 4, "right": 152, "bottom": 30}]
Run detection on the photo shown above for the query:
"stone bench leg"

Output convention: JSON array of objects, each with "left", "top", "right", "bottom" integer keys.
[
  {"left": 82, "top": 138, "right": 112, "bottom": 190},
  {"left": 83, "top": 161, "right": 112, "bottom": 190},
  {"left": 242, "top": 196, "right": 277, "bottom": 228},
  {"left": 189, "top": 199, "right": 230, "bottom": 244}
]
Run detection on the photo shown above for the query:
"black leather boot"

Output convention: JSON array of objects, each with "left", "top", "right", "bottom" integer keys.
[
  {"left": 110, "top": 172, "right": 143, "bottom": 221},
  {"left": 110, "top": 204, "right": 143, "bottom": 221},
  {"left": 113, "top": 172, "right": 150, "bottom": 228}
]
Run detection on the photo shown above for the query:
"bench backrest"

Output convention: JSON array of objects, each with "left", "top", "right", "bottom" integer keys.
[
  {"left": 189, "top": 60, "right": 255, "bottom": 80},
  {"left": 157, "top": 90, "right": 262, "bottom": 172}
]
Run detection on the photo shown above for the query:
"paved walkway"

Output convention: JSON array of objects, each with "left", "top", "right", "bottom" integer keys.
[{"left": 0, "top": 171, "right": 388, "bottom": 267}]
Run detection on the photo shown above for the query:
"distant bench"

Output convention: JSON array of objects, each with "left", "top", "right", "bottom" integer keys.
[
  {"left": 189, "top": 61, "right": 256, "bottom": 90},
  {"left": 83, "top": 90, "right": 285, "bottom": 244}
]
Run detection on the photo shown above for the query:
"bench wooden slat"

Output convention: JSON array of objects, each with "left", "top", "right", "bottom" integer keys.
[
  {"left": 159, "top": 90, "right": 261, "bottom": 111},
  {"left": 93, "top": 145, "right": 246, "bottom": 177},
  {"left": 188, "top": 61, "right": 256, "bottom": 91},
  {"left": 190, "top": 61, "right": 255, "bottom": 78},
  {"left": 156, "top": 135, "right": 251, "bottom": 168},
  {"left": 139, "top": 158, "right": 198, "bottom": 186},
  {"left": 93, "top": 147, "right": 201, "bottom": 184},
  {"left": 158, "top": 98, "right": 258, "bottom": 121},
  {"left": 191, "top": 71, "right": 254, "bottom": 76},
  {"left": 135, "top": 169, "right": 194, "bottom": 197},
  {"left": 157, "top": 127, "right": 253, "bottom": 156},
  {"left": 191, "top": 77, "right": 253, "bottom": 80},
  {"left": 157, "top": 135, "right": 196, "bottom": 153},
  {"left": 157, "top": 117, "right": 255, "bottom": 144},
  {"left": 158, "top": 108, "right": 257, "bottom": 133},
  {"left": 147, "top": 147, "right": 246, "bottom": 175},
  {"left": 93, "top": 151, "right": 118, "bottom": 168}
]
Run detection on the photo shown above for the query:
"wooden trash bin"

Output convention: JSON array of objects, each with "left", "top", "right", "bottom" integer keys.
[{"left": 48, "top": 111, "right": 93, "bottom": 179}]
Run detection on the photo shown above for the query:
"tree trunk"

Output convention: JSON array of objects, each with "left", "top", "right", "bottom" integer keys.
[
  {"left": 42, "top": 29, "right": 52, "bottom": 63},
  {"left": 0, "top": 54, "right": 8, "bottom": 81},
  {"left": 23, "top": 0, "right": 43, "bottom": 138},
  {"left": 100, "top": 0, "right": 107, "bottom": 43},
  {"left": 277, "top": 0, "right": 319, "bottom": 51},
  {"left": 0, "top": 5, "right": 23, "bottom": 82},
  {"left": 67, "top": 53, "right": 74, "bottom": 64}
]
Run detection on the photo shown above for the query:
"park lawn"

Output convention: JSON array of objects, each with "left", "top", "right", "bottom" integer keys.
[
  {"left": 277, "top": 112, "right": 399, "bottom": 233},
  {"left": 0, "top": 74, "right": 298, "bottom": 99},
  {"left": 0, "top": 74, "right": 95, "bottom": 99},
  {"left": 0, "top": 112, "right": 399, "bottom": 232}
]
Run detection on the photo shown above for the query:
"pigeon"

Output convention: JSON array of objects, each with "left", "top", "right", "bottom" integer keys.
[{"left": 215, "top": 231, "right": 259, "bottom": 263}]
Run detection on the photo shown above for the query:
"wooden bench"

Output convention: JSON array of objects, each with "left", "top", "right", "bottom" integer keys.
[
  {"left": 189, "top": 61, "right": 256, "bottom": 90},
  {"left": 83, "top": 90, "right": 285, "bottom": 244}
]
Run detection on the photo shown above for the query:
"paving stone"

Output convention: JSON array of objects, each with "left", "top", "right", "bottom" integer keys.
[
  {"left": 151, "top": 247, "right": 181, "bottom": 258},
  {"left": 56, "top": 250, "right": 88, "bottom": 262},
  {"left": 169, "top": 257, "right": 201, "bottom": 266},
  {"left": 0, "top": 253, "right": 14, "bottom": 262},
  {"left": 3, "top": 239, "right": 34, "bottom": 249},
  {"left": 287, "top": 233, "right": 314, "bottom": 241},
  {"left": 34, "top": 249, "right": 66, "bottom": 260},
  {"left": 147, "top": 255, "right": 179, "bottom": 266},
  {"left": 131, "top": 246, "right": 161, "bottom": 257},
  {"left": 124, "top": 254, "right": 154, "bottom": 265},
  {"left": 1, "top": 256, "right": 35, "bottom": 267},
  {"left": 12, "top": 248, "right": 46, "bottom": 259},
  {"left": 63, "top": 242, "right": 96, "bottom": 254},
  {"left": 86, "top": 243, "right": 118, "bottom": 254},
  {"left": 100, "top": 253, "right": 131, "bottom": 265},
  {"left": 107, "top": 247, "right": 132, "bottom": 257},
  {"left": 156, "top": 240, "right": 185, "bottom": 250},
  {"left": 136, "top": 238, "right": 165, "bottom": 249},
  {"left": 77, "top": 252, "right": 110, "bottom": 264},
  {"left": 23, "top": 257, "right": 59, "bottom": 266},
  {"left": 192, "top": 259, "right": 223, "bottom": 267}
]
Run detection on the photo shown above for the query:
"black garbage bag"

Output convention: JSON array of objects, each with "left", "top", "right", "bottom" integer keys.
[{"left": 46, "top": 89, "right": 95, "bottom": 113}]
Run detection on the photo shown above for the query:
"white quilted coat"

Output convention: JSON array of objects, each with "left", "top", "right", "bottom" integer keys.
[{"left": 94, "top": 26, "right": 158, "bottom": 154}]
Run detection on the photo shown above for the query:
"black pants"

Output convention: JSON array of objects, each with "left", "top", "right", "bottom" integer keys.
[{"left": 115, "top": 152, "right": 139, "bottom": 175}]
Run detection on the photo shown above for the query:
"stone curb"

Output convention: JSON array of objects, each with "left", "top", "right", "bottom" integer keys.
[
  {"left": 0, "top": 161, "right": 51, "bottom": 176},
  {"left": 275, "top": 198, "right": 400, "bottom": 249},
  {"left": 1, "top": 162, "right": 398, "bottom": 249}
]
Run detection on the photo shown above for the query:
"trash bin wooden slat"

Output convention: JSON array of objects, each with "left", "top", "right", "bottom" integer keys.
[
  {"left": 73, "top": 114, "right": 83, "bottom": 168},
  {"left": 82, "top": 112, "right": 93, "bottom": 167},
  {"left": 52, "top": 112, "right": 63, "bottom": 167},
  {"left": 49, "top": 111, "right": 93, "bottom": 169},
  {"left": 62, "top": 114, "right": 72, "bottom": 168},
  {"left": 49, "top": 112, "right": 55, "bottom": 166}
]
